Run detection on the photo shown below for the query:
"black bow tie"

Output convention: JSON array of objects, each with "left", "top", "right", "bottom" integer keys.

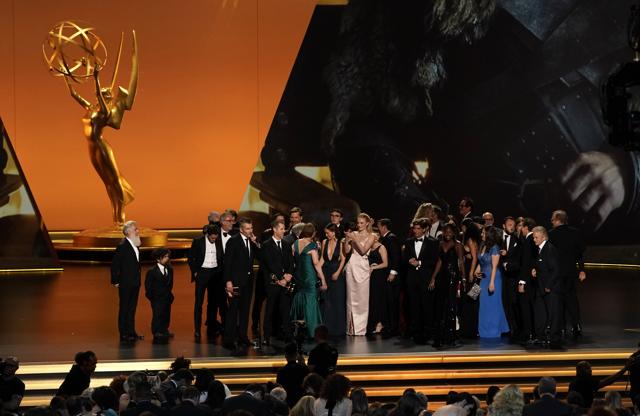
[
  {"left": 223, "top": 232, "right": 228, "bottom": 237},
  {"left": 416, "top": 238, "right": 424, "bottom": 242}
]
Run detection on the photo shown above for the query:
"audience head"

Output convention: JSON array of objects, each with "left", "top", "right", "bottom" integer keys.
[
  {"left": 486, "top": 385, "right": 500, "bottom": 406},
  {"left": 320, "top": 374, "right": 351, "bottom": 406},
  {"left": 92, "top": 386, "right": 118, "bottom": 412},
  {"left": 551, "top": 210, "right": 568, "bottom": 228},
  {"left": 532, "top": 226, "right": 548, "bottom": 246},
  {"left": 632, "top": 393, "right": 640, "bottom": 413},
  {"left": 270, "top": 386, "right": 287, "bottom": 403},
  {"left": 290, "top": 207, "right": 303, "bottom": 226},
  {"left": 246, "top": 383, "right": 266, "bottom": 400},
  {"left": 396, "top": 391, "right": 425, "bottom": 416},
  {"left": 330, "top": 208, "right": 344, "bottom": 225},
  {"left": 109, "top": 375, "right": 127, "bottom": 397},
  {"left": 194, "top": 369, "right": 215, "bottom": 392},
  {"left": 588, "top": 407, "right": 617, "bottom": 416},
  {"left": 314, "top": 325, "right": 330, "bottom": 343},
  {"left": 566, "top": 391, "right": 585, "bottom": 408},
  {"left": 302, "top": 373, "right": 324, "bottom": 398},
  {"left": 208, "top": 211, "right": 220, "bottom": 224},
  {"left": 285, "top": 343, "right": 299, "bottom": 362},
  {"left": 532, "top": 385, "right": 540, "bottom": 401},
  {"left": 490, "top": 384, "right": 524, "bottom": 416},
  {"left": 170, "top": 356, "right": 191, "bottom": 372},
  {"left": 325, "top": 223, "right": 338, "bottom": 240},
  {"left": 434, "top": 405, "right": 466, "bottom": 416},
  {"left": 2, "top": 356, "right": 19, "bottom": 377},
  {"left": 238, "top": 217, "right": 254, "bottom": 238},
  {"left": 74, "top": 351, "right": 97, "bottom": 375},
  {"left": 350, "top": 387, "right": 369, "bottom": 415},
  {"left": 576, "top": 361, "right": 593, "bottom": 378},
  {"left": 299, "top": 223, "right": 317, "bottom": 239},
  {"left": 220, "top": 211, "right": 235, "bottom": 232},
  {"left": 458, "top": 197, "right": 474, "bottom": 217},
  {"left": 172, "top": 368, "right": 195, "bottom": 386},
  {"left": 181, "top": 386, "right": 200, "bottom": 405},
  {"left": 537, "top": 377, "right": 556, "bottom": 398},
  {"left": 482, "top": 212, "right": 494, "bottom": 226},
  {"left": 357, "top": 213, "right": 373, "bottom": 232},
  {"left": 411, "top": 218, "right": 430, "bottom": 238},
  {"left": 205, "top": 380, "right": 227, "bottom": 409},
  {"left": 604, "top": 390, "right": 623, "bottom": 409},
  {"left": 290, "top": 395, "right": 316, "bottom": 416},
  {"left": 377, "top": 218, "right": 392, "bottom": 234}
]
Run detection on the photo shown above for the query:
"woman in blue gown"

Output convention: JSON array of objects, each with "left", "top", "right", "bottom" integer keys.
[
  {"left": 290, "top": 223, "right": 328, "bottom": 338},
  {"left": 476, "top": 226, "right": 509, "bottom": 338}
]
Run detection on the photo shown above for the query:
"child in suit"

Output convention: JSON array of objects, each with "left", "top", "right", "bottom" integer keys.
[{"left": 145, "top": 248, "right": 174, "bottom": 343}]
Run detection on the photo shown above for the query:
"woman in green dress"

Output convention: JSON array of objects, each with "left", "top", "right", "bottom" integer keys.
[{"left": 290, "top": 223, "right": 328, "bottom": 338}]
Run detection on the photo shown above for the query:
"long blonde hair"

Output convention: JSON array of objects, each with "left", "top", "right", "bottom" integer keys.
[
  {"left": 290, "top": 395, "right": 315, "bottom": 416},
  {"left": 412, "top": 202, "right": 433, "bottom": 223}
]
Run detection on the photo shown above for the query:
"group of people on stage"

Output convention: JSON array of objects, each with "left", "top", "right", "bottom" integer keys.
[{"left": 110, "top": 197, "right": 586, "bottom": 351}]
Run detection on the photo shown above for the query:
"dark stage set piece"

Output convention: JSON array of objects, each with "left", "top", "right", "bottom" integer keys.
[{"left": 0, "top": 263, "right": 638, "bottom": 363}]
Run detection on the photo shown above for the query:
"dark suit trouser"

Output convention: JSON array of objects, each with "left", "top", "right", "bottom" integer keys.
[
  {"left": 224, "top": 281, "right": 254, "bottom": 344},
  {"left": 151, "top": 297, "right": 172, "bottom": 335},
  {"left": 252, "top": 273, "right": 267, "bottom": 332},
  {"left": 194, "top": 268, "right": 214, "bottom": 332},
  {"left": 545, "top": 291, "right": 563, "bottom": 343},
  {"left": 406, "top": 271, "right": 432, "bottom": 338},
  {"left": 263, "top": 283, "right": 292, "bottom": 340},
  {"left": 532, "top": 286, "right": 548, "bottom": 339},
  {"left": 118, "top": 284, "right": 140, "bottom": 336},
  {"left": 517, "top": 286, "right": 535, "bottom": 339},
  {"left": 205, "top": 269, "right": 225, "bottom": 332},
  {"left": 502, "top": 272, "right": 520, "bottom": 335},
  {"left": 562, "top": 276, "right": 581, "bottom": 329},
  {"left": 383, "top": 278, "right": 400, "bottom": 334}
]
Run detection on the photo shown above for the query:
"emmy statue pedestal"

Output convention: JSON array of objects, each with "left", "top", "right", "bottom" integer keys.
[{"left": 73, "top": 227, "right": 168, "bottom": 248}]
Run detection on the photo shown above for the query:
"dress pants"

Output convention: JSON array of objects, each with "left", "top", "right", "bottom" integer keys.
[
  {"left": 251, "top": 272, "right": 267, "bottom": 333},
  {"left": 562, "top": 275, "right": 581, "bottom": 330},
  {"left": 263, "top": 283, "right": 292, "bottom": 340},
  {"left": 194, "top": 268, "right": 215, "bottom": 332},
  {"left": 224, "top": 281, "right": 254, "bottom": 345},
  {"left": 118, "top": 284, "right": 140, "bottom": 337},
  {"left": 517, "top": 285, "right": 535, "bottom": 339},
  {"left": 502, "top": 272, "right": 520, "bottom": 336},
  {"left": 406, "top": 271, "right": 432, "bottom": 339},
  {"left": 205, "top": 268, "right": 225, "bottom": 333},
  {"left": 151, "top": 297, "right": 172, "bottom": 335},
  {"left": 383, "top": 277, "right": 400, "bottom": 335}
]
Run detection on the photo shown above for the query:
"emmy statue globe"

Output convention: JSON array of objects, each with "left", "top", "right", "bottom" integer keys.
[{"left": 43, "top": 21, "right": 167, "bottom": 248}]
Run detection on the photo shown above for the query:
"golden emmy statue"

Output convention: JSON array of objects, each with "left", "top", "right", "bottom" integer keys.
[
  {"left": 44, "top": 22, "right": 166, "bottom": 248},
  {"left": 43, "top": 21, "right": 137, "bottom": 226}
]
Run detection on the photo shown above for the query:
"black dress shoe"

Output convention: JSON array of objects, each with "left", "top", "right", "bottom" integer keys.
[
  {"left": 194, "top": 332, "right": 201, "bottom": 341},
  {"left": 166, "top": 332, "right": 175, "bottom": 338},
  {"left": 132, "top": 333, "right": 144, "bottom": 341},
  {"left": 120, "top": 335, "right": 134, "bottom": 342},
  {"left": 239, "top": 337, "right": 251, "bottom": 347}
]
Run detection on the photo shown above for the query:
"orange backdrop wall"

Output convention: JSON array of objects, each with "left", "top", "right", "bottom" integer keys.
[{"left": 0, "top": 0, "right": 315, "bottom": 230}]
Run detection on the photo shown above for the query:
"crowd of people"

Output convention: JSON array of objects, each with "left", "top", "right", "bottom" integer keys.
[
  {"left": 2, "top": 346, "right": 640, "bottom": 416},
  {"left": 110, "top": 197, "right": 587, "bottom": 353}
]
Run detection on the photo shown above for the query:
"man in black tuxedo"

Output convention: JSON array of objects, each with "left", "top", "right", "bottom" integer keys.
[
  {"left": 402, "top": 218, "right": 439, "bottom": 344},
  {"left": 261, "top": 219, "right": 294, "bottom": 346},
  {"left": 188, "top": 224, "right": 224, "bottom": 340},
  {"left": 144, "top": 248, "right": 174, "bottom": 343},
  {"left": 329, "top": 208, "right": 345, "bottom": 239},
  {"left": 111, "top": 220, "right": 143, "bottom": 342},
  {"left": 221, "top": 384, "right": 268, "bottom": 416},
  {"left": 500, "top": 216, "right": 521, "bottom": 339},
  {"left": 224, "top": 217, "right": 260, "bottom": 354},
  {"left": 516, "top": 217, "right": 537, "bottom": 343},
  {"left": 549, "top": 210, "right": 586, "bottom": 339},
  {"left": 219, "top": 210, "right": 239, "bottom": 253},
  {"left": 458, "top": 196, "right": 474, "bottom": 223},
  {"left": 532, "top": 226, "right": 563, "bottom": 348},
  {"left": 523, "top": 377, "right": 572, "bottom": 416},
  {"left": 377, "top": 218, "right": 401, "bottom": 338}
]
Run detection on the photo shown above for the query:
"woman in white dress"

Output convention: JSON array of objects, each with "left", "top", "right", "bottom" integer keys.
[{"left": 343, "top": 213, "right": 374, "bottom": 336}]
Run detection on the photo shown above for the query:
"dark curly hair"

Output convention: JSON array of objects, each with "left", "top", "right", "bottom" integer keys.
[{"left": 320, "top": 374, "right": 351, "bottom": 411}]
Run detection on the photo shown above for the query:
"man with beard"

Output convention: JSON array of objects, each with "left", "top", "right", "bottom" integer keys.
[
  {"left": 500, "top": 216, "right": 521, "bottom": 340},
  {"left": 111, "top": 220, "right": 143, "bottom": 343}
]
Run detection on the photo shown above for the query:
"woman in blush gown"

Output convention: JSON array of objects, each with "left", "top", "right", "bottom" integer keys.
[
  {"left": 319, "top": 223, "right": 347, "bottom": 337},
  {"left": 475, "top": 225, "right": 509, "bottom": 339},
  {"left": 344, "top": 213, "right": 374, "bottom": 336},
  {"left": 290, "top": 223, "right": 328, "bottom": 338}
]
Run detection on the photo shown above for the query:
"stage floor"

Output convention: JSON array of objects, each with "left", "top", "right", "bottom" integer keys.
[{"left": 0, "top": 264, "right": 638, "bottom": 363}]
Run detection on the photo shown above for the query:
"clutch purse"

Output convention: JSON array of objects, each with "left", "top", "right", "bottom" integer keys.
[{"left": 467, "top": 282, "right": 481, "bottom": 300}]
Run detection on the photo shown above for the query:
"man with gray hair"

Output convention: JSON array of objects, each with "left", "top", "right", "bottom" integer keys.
[
  {"left": 111, "top": 220, "right": 143, "bottom": 342},
  {"left": 523, "top": 377, "right": 572, "bottom": 416},
  {"left": 531, "top": 226, "right": 562, "bottom": 348}
]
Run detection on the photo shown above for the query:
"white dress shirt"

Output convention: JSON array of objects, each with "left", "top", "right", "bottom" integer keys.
[
  {"left": 126, "top": 237, "right": 140, "bottom": 261},
  {"left": 202, "top": 237, "right": 218, "bottom": 268},
  {"left": 242, "top": 235, "right": 251, "bottom": 256},
  {"left": 220, "top": 230, "right": 232, "bottom": 252},
  {"left": 429, "top": 221, "right": 442, "bottom": 239},
  {"left": 157, "top": 263, "right": 167, "bottom": 276}
]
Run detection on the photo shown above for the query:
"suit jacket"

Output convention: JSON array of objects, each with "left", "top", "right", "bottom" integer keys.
[
  {"left": 145, "top": 264, "right": 174, "bottom": 303},
  {"left": 224, "top": 233, "right": 258, "bottom": 287},
  {"left": 548, "top": 224, "right": 585, "bottom": 277},
  {"left": 380, "top": 231, "right": 401, "bottom": 274},
  {"left": 170, "top": 402, "right": 211, "bottom": 416},
  {"left": 260, "top": 238, "right": 293, "bottom": 284},
  {"left": 111, "top": 239, "right": 141, "bottom": 287},
  {"left": 188, "top": 235, "right": 224, "bottom": 281},
  {"left": 402, "top": 236, "right": 439, "bottom": 278},
  {"left": 501, "top": 232, "right": 521, "bottom": 274},
  {"left": 522, "top": 396, "right": 572, "bottom": 416},
  {"left": 536, "top": 241, "right": 561, "bottom": 293},
  {"left": 518, "top": 234, "right": 537, "bottom": 286},
  {"left": 221, "top": 393, "right": 268, "bottom": 416}
]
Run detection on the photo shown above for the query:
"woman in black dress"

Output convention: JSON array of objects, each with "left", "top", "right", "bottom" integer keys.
[
  {"left": 460, "top": 218, "right": 481, "bottom": 339},
  {"left": 367, "top": 230, "right": 389, "bottom": 335},
  {"left": 429, "top": 223, "right": 465, "bottom": 347},
  {"left": 319, "top": 223, "right": 347, "bottom": 337}
]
